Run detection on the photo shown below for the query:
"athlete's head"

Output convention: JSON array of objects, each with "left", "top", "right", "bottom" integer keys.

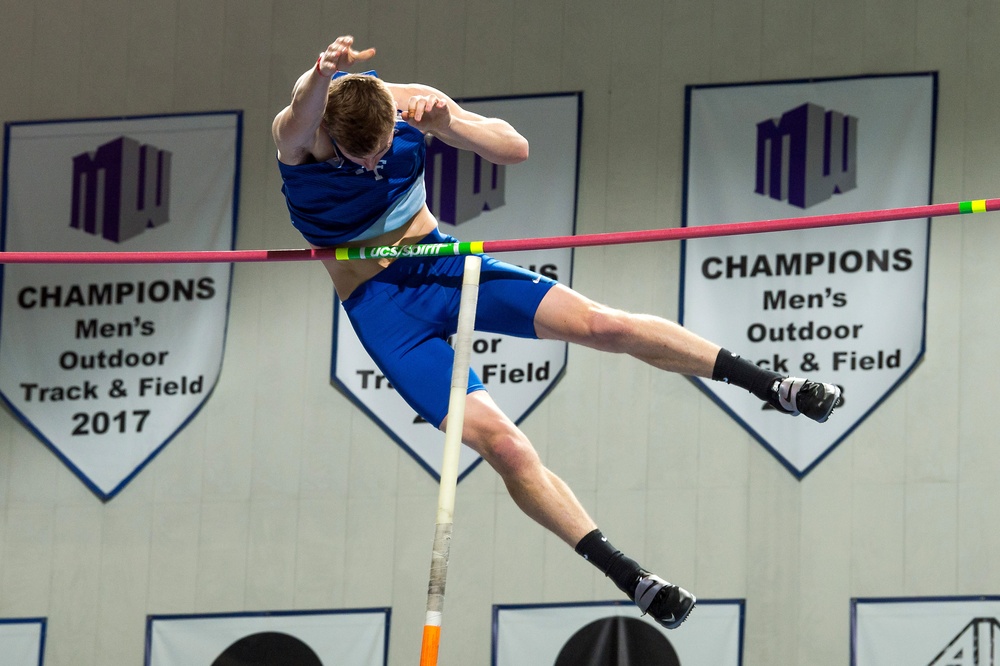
[{"left": 324, "top": 74, "right": 396, "bottom": 163}]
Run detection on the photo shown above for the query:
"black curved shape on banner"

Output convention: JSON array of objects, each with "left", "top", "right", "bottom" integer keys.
[
  {"left": 554, "top": 616, "right": 680, "bottom": 666},
  {"left": 211, "top": 631, "right": 323, "bottom": 666}
]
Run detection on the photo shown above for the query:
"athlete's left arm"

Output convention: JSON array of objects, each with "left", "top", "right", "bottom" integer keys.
[{"left": 390, "top": 83, "right": 529, "bottom": 165}]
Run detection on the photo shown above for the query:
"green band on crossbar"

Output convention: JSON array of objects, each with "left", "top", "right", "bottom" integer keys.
[
  {"left": 959, "top": 200, "right": 988, "bottom": 214},
  {"left": 334, "top": 241, "right": 484, "bottom": 261}
]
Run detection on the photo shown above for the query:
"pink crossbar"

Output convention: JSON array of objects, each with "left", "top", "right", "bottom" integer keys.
[{"left": 0, "top": 199, "right": 996, "bottom": 264}]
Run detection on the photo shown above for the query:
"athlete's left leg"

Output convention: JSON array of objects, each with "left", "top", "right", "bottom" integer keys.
[
  {"left": 532, "top": 283, "right": 841, "bottom": 422},
  {"left": 532, "top": 283, "right": 720, "bottom": 377}
]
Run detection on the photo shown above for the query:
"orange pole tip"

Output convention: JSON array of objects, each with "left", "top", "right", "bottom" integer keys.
[{"left": 419, "top": 625, "right": 441, "bottom": 666}]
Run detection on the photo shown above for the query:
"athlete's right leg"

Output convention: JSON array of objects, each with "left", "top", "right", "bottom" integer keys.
[
  {"left": 444, "top": 389, "right": 695, "bottom": 628},
  {"left": 444, "top": 389, "right": 596, "bottom": 547}
]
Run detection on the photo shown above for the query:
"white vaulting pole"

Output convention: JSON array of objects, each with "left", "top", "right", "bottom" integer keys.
[{"left": 420, "top": 255, "right": 482, "bottom": 666}]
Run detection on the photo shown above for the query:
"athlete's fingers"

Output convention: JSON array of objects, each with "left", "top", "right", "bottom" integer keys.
[{"left": 411, "top": 97, "right": 428, "bottom": 122}]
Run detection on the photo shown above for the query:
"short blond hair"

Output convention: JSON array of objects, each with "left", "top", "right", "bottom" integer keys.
[{"left": 323, "top": 74, "right": 396, "bottom": 157}]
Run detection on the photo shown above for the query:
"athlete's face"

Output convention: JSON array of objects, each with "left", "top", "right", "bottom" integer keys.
[{"left": 338, "top": 132, "right": 394, "bottom": 171}]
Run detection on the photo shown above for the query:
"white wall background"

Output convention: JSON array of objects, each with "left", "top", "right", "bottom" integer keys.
[{"left": 1, "top": 1, "right": 998, "bottom": 664}]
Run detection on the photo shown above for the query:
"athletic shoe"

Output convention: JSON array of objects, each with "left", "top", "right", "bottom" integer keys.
[
  {"left": 634, "top": 571, "right": 696, "bottom": 629},
  {"left": 774, "top": 377, "right": 841, "bottom": 423}
]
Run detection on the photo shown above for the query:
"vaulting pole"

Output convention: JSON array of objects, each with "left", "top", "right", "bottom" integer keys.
[{"left": 419, "top": 255, "right": 482, "bottom": 666}]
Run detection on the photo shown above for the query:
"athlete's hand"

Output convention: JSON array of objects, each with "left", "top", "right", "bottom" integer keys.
[
  {"left": 317, "top": 35, "right": 376, "bottom": 76},
  {"left": 402, "top": 94, "right": 451, "bottom": 132}
]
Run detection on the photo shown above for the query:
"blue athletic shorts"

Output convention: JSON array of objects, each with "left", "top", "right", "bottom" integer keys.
[{"left": 341, "top": 228, "right": 557, "bottom": 427}]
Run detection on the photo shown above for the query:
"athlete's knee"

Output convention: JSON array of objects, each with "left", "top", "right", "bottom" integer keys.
[
  {"left": 584, "top": 304, "right": 634, "bottom": 350},
  {"left": 475, "top": 427, "right": 541, "bottom": 479},
  {"left": 460, "top": 392, "right": 543, "bottom": 478}
]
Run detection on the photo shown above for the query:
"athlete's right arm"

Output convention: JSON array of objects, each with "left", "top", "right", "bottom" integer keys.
[{"left": 271, "top": 36, "right": 376, "bottom": 165}]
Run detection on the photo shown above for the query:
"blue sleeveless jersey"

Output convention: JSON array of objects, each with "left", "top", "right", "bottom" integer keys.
[{"left": 278, "top": 119, "right": 427, "bottom": 246}]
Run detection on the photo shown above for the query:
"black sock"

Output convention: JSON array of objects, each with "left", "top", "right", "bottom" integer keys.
[
  {"left": 712, "top": 348, "right": 782, "bottom": 402},
  {"left": 575, "top": 529, "right": 643, "bottom": 597}
]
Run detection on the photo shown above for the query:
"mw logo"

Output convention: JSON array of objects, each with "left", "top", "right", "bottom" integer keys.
[
  {"left": 755, "top": 102, "right": 858, "bottom": 210},
  {"left": 71, "top": 136, "right": 171, "bottom": 242},
  {"left": 424, "top": 136, "right": 505, "bottom": 226}
]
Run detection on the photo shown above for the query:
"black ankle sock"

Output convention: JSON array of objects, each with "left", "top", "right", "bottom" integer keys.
[
  {"left": 712, "top": 348, "right": 782, "bottom": 402},
  {"left": 575, "top": 529, "right": 643, "bottom": 596}
]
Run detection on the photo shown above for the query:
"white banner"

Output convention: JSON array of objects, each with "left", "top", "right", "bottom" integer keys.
[
  {"left": 332, "top": 93, "right": 579, "bottom": 481},
  {"left": 146, "top": 608, "right": 389, "bottom": 665},
  {"left": 1, "top": 112, "right": 240, "bottom": 499},
  {"left": 681, "top": 74, "right": 936, "bottom": 477},
  {"left": 0, "top": 618, "right": 46, "bottom": 666},
  {"left": 494, "top": 599, "right": 743, "bottom": 666},
  {"left": 853, "top": 596, "right": 1000, "bottom": 665}
]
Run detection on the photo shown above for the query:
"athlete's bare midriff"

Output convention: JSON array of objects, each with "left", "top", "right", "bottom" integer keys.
[{"left": 314, "top": 204, "right": 439, "bottom": 300}]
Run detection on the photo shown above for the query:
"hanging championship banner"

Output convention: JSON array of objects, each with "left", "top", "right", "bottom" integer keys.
[
  {"left": 0, "top": 618, "right": 46, "bottom": 666},
  {"left": 681, "top": 73, "right": 936, "bottom": 477},
  {"left": 493, "top": 599, "right": 743, "bottom": 666},
  {"left": 146, "top": 608, "right": 389, "bottom": 665},
  {"left": 853, "top": 596, "right": 1000, "bottom": 665},
  {"left": 332, "top": 93, "right": 579, "bottom": 481},
  {"left": 1, "top": 111, "right": 241, "bottom": 500}
]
